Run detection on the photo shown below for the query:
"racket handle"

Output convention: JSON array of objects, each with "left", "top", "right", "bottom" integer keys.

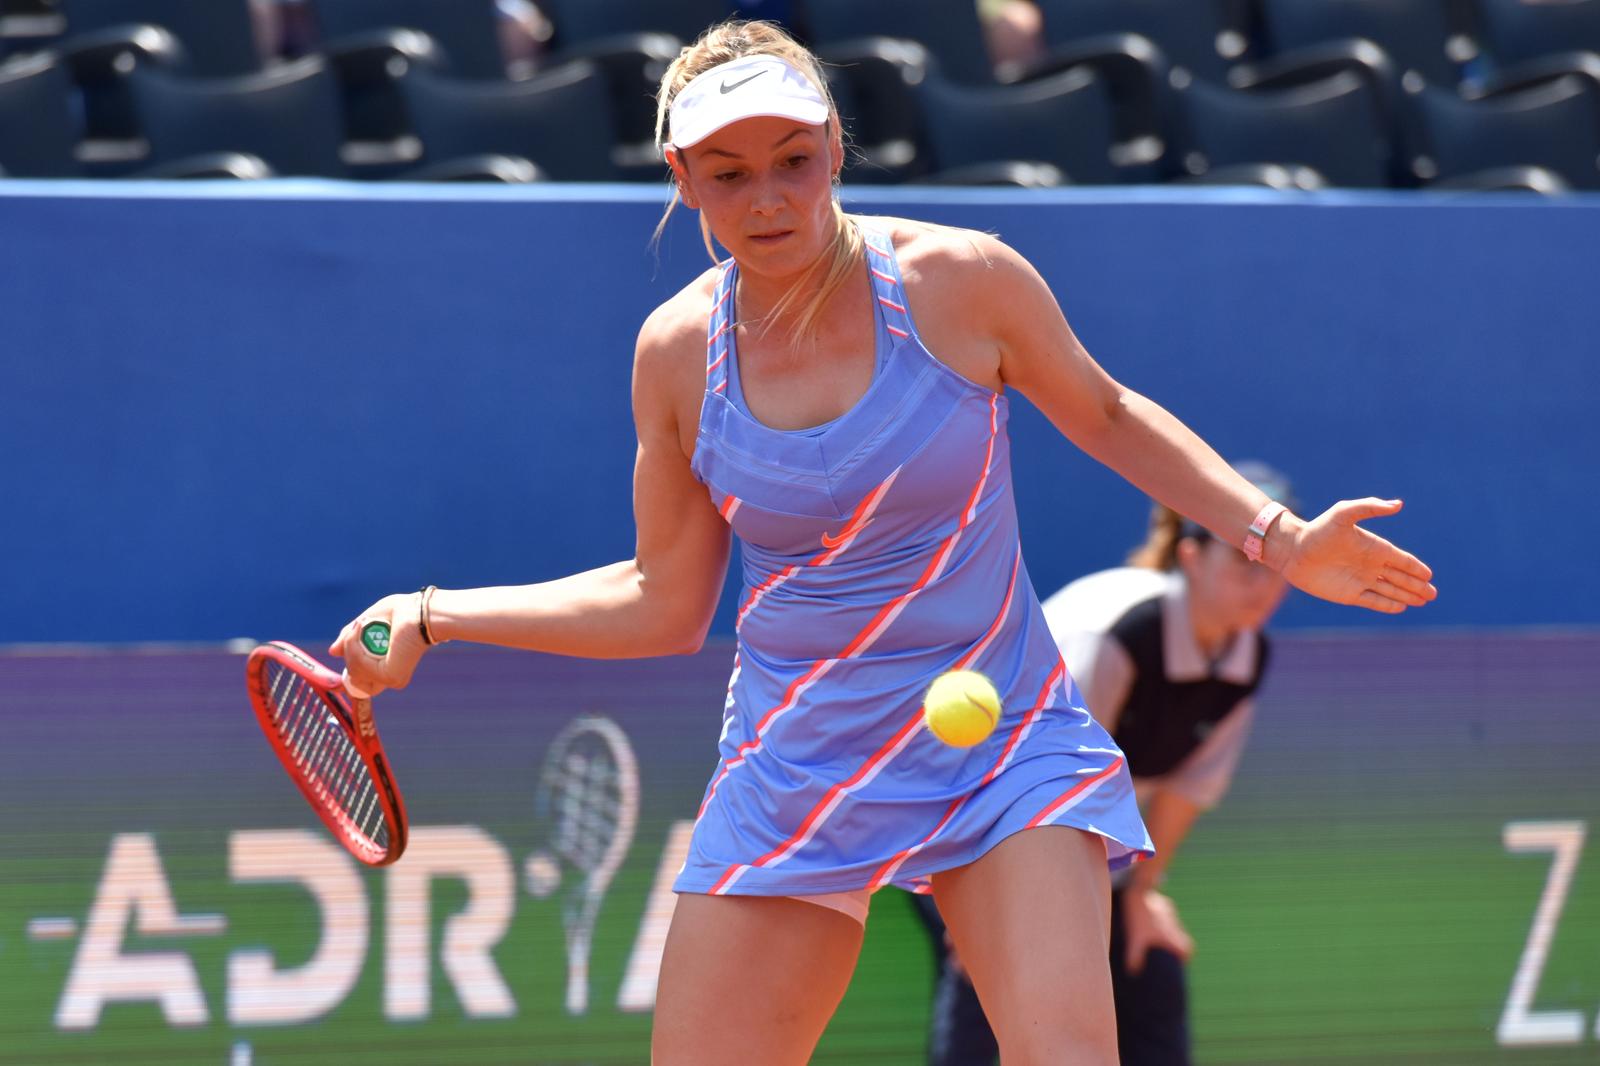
[{"left": 344, "top": 619, "right": 390, "bottom": 699}]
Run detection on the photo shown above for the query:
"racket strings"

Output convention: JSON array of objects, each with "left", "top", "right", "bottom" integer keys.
[
  {"left": 552, "top": 746, "right": 624, "bottom": 871},
  {"left": 264, "top": 662, "right": 390, "bottom": 851}
]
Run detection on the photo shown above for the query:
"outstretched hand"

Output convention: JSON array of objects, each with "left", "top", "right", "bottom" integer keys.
[{"left": 1278, "top": 499, "right": 1437, "bottom": 613}]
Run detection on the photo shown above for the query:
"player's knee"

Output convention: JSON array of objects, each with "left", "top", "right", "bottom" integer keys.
[{"left": 993, "top": 1007, "right": 1118, "bottom": 1066}]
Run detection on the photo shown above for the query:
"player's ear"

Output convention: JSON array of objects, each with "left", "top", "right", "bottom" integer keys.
[
  {"left": 666, "top": 147, "right": 700, "bottom": 209},
  {"left": 828, "top": 118, "right": 845, "bottom": 181}
]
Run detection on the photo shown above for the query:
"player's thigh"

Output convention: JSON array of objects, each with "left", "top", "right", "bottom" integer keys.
[
  {"left": 652, "top": 892, "right": 865, "bottom": 1066},
  {"left": 931, "top": 826, "right": 1117, "bottom": 1066}
]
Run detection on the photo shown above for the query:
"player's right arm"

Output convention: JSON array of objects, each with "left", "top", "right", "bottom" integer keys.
[{"left": 332, "top": 287, "right": 732, "bottom": 693}]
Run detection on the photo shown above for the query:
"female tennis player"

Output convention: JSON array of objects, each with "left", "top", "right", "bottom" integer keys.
[
  {"left": 331, "top": 20, "right": 1436, "bottom": 1065},
  {"left": 915, "top": 461, "right": 1298, "bottom": 1065}
]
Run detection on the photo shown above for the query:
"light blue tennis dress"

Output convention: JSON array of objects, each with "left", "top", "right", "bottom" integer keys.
[{"left": 677, "top": 222, "right": 1152, "bottom": 900}]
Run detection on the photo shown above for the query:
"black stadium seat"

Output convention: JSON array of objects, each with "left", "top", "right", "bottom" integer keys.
[
  {"left": 400, "top": 59, "right": 618, "bottom": 181},
  {"left": 1033, "top": 0, "right": 1243, "bottom": 83},
  {"left": 0, "top": 51, "right": 79, "bottom": 176},
  {"left": 1258, "top": 0, "right": 1465, "bottom": 88},
  {"left": 58, "top": 0, "right": 261, "bottom": 75},
  {"left": 541, "top": 0, "right": 731, "bottom": 50},
  {"left": 1172, "top": 69, "right": 1394, "bottom": 186},
  {"left": 913, "top": 66, "right": 1119, "bottom": 185},
  {"left": 1407, "top": 73, "right": 1600, "bottom": 189},
  {"left": 312, "top": 0, "right": 505, "bottom": 79},
  {"left": 803, "top": 0, "right": 995, "bottom": 85},
  {"left": 822, "top": 37, "right": 933, "bottom": 184},
  {"left": 129, "top": 57, "right": 347, "bottom": 177},
  {"left": 1, "top": 0, "right": 67, "bottom": 52},
  {"left": 1478, "top": 0, "right": 1600, "bottom": 68}
]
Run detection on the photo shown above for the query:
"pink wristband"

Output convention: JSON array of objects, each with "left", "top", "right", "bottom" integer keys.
[{"left": 1243, "top": 501, "right": 1288, "bottom": 564}]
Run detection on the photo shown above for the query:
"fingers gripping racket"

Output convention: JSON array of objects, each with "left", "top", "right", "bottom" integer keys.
[
  {"left": 531, "top": 714, "right": 640, "bottom": 1015},
  {"left": 245, "top": 622, "right": 408, "bottom": 866}
]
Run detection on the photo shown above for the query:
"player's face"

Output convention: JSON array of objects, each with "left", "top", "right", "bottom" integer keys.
[
  {"left": 1187, "top": 537, "right": 1290, "bottom": 633},
  {"left": 673, "top": 116, "right": 842, "bottom": 276}
]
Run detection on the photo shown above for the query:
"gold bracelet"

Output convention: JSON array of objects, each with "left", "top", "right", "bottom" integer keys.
[{"left": 418, "top": 585, "right": 438, "bottom": 646}]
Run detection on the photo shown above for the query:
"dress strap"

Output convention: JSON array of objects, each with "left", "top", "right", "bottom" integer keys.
[
  {"left": 857, "top": 223, "right": 918, "bottom": 343},
  {"left": 706, "top": 260, "right": 737, "bottom": 396}
]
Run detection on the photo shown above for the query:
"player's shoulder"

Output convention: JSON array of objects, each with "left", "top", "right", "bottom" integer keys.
[
  {"left": 635, "top": 262, "right": 724, "bottom": 381},
  {"left": 865, "top": 215, "right": 1032, "bottom": 289},
  {"left": 638, "top": 263, "right": 722, "bottom": 356}
]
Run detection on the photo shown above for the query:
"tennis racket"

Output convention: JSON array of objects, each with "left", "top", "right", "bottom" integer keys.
[
  {"left": 245, "top": 622, "right": 408, "bottom": 866},
  {"left": 531, "top": 714, "right": 640, "bottom": 1015}
]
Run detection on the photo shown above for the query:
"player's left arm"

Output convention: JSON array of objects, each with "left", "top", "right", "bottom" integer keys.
[{"left": 967, "top": 235, "right": 1438, "bottom": 614}]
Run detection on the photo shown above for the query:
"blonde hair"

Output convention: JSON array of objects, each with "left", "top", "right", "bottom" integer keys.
[{"left": 653, "top": 19, "right": 863, "bottom": 343}]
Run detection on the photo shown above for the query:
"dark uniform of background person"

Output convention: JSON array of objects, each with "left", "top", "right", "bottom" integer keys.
[{"left": 913, "top": 462, "right": 1298, "bottom": 1066}]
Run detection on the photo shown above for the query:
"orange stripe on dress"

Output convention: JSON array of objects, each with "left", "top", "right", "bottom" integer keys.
[
  {"left": 738, "top": 468, "right": 902, "bottom": 628},
  {"left": 951, "top": 549, "right": 1021, "bottom": 672},
  {"left": 694, "top": 656, "right": 837, "bottom": 822},
  {"left": 980, "top": 659, "right": 1067, "bottom": 788},
  {"left": 737, "top": 564, "right": 799, "bottom": 627},
  {"left": 718, "top": 494, "right": 741, "bottom": 521},
  {"left": 701, "top": 412, "right": 1005, "bottom": 880},
  {"left": 715, "top": 701, "right": 927, "bottom": 893},
  {"left": 870, "top": 267, "right": 897, "bottom": 285},
  {"left": 863, "top": 553, "right": 1026, "bottom": 889},
  {"left": 1024, "top": 757, "right": 1126, "bottom": 829},
  {"left": 877, "top": 296, "right": 907, "bottom": 313},
  {"left": 863, "top": 743, "right": 1114, "bottom": 894}
]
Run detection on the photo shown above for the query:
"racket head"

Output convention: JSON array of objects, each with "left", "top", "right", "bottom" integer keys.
[
  {"left": 245, "top": 641, "right": 408, "bottom": 866},
  {"left": 535, "top": 715, "right": 640, "bottom": 894}
]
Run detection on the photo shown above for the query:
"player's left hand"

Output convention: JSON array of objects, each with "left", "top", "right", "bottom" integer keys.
[{"left": 1277, "top": 499, "right": 1438, "bottom": 614}]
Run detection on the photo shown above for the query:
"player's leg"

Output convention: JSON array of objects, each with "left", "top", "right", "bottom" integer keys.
[
  {"left": 910, "top": 891, "right": 1001, "bottom": 1066},
  {"left": 1108, "top": 889, "right": 1193, "bottom": 1066},
  {"left": 652, "top": 892, "right": 865, "bottom": 1066},
  {"left": 931, "top": 826, "right": 1117, "bottom": 1066}
]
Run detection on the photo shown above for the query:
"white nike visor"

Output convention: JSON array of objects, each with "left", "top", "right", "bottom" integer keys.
[{"left": 667, "top": 55, "right": 830, "bottom": 150}]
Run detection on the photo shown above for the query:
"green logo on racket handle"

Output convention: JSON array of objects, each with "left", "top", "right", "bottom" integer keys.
[{"left": 360, "top": 621, "right": 391, "bottom": 657}]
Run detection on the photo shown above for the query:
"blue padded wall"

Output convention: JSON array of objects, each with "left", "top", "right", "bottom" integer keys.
[{"left": 2, "top": 184, "right": 1595, "bottom": 642}]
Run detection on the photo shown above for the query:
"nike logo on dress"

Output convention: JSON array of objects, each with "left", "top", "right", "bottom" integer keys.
[
  {"left": 820, "top": 523, "right": 867, "bottom": 550},
  {"left": 720, "top": 71, "right": 767, "bottom": 94}
]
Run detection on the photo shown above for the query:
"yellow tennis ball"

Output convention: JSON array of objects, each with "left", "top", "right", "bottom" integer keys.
[{"left": 923, "top": 670, "right": 1002, "bottom": 748}]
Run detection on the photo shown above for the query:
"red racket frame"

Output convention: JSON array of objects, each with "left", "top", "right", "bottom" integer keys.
[{"left": 245, "top": 641, "right": 408, "bottom": 866}]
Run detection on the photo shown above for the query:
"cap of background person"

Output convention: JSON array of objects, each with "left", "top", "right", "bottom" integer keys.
[
  {"left": 1181, "top": 460, "right": 1300, "bottom": 541},
  {"left": 667, "top": 55, "right": 829, "bottom": 150}
]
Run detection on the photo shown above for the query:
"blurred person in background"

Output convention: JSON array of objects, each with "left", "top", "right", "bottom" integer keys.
[
  {"left": 914, "top": 462, "right": 1298, "bottom": 1066},
  {"left": 250, "top": 0, "right": 552, "bottom": 74},
  {"left": 979, "top": 0, "right": 1046, "bottom": 70}
]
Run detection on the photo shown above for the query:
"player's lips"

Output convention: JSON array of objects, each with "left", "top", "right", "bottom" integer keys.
[{"left": 747, "top": 230, "right": 793, "bottom": 244}]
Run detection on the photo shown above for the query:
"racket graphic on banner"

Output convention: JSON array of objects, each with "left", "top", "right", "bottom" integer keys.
[
  {"left": 529, "top": 714, "right": 640, "bottom": 1015},
  {"left": 245, "top": 623, "right": 408, "bottom": 866}
]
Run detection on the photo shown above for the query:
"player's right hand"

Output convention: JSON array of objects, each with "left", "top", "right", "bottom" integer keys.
[{"left": 328, "top": 592, "right": 430, "bottom": 696}]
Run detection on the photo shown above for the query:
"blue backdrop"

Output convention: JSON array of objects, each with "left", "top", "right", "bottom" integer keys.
[{"left": 3, "top": 183, "right": 1595, "bottom": 642}]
